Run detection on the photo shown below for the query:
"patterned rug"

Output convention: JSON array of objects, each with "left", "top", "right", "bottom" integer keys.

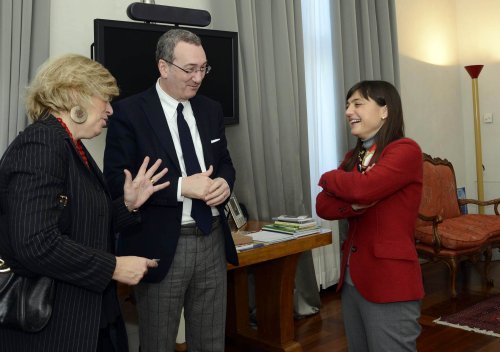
[{"left": 433, "top": 294, "right": 500, "bottom": 337}]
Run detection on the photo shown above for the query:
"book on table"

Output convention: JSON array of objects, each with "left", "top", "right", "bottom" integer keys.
[
  {"left": 273, "top": 220, "right": 318, "bottom": 229},
  {"left": 271, "top": 215, "right": 315, "bottom": 224},
  {"left": 261, "top": 223, "right": 320, "bottom": 238}
]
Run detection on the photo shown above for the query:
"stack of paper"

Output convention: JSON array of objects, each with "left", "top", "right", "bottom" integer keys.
[{"left": 249, "top": 230, "right": 294, "bottom": 243}]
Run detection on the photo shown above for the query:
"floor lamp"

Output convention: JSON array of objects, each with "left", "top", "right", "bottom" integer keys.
[{"left": 464, "top": 65, "right": 484, "bottom": 214}]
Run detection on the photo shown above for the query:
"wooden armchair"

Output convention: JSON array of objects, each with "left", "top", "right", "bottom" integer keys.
[{"left": 414, "top": 154, "right": 500, "bottom": 297}]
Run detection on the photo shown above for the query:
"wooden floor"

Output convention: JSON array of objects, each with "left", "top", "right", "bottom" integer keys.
[{"left": 225, "top": 259, "right": 500, "bottom": 352}]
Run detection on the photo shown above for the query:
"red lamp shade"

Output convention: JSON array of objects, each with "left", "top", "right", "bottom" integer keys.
[{"left": 465, "top": 65, "right": 484, "bottom": 79}]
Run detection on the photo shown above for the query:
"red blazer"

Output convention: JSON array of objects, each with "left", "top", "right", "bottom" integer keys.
[{"left": 316, "top": 138, "right": 424, "bottom": 303}]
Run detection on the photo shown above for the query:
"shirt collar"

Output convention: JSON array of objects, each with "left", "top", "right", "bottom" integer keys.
[
  {"left": 155, "top": 79, "right": 188, "bottom": 118},
  {"left": 362, "top": 136, "right": 376, "bottom": 149}
]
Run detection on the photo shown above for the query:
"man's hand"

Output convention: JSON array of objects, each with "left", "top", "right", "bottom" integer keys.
[
  {"left": 204, "top": 177, "right": 230, "bottom": 206},
  {"left": 181, "top": 166, "right": 214, "bottom": 200}
]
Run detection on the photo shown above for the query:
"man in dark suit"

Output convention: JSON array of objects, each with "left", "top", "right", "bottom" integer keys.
[{"left": 104, "top": 29, "right": 238, "bottom": 351}]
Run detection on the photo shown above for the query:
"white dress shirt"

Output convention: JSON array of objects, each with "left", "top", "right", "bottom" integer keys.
[{"left": 156, "top": 81, "right": 218, "bottom": 224}]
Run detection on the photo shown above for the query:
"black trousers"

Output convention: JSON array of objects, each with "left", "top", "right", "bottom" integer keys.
[{"left": 96, "top": 318, "right": 129, "bottom": 352}]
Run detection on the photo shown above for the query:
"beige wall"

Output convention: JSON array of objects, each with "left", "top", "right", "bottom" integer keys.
[
  {"left": 396, "top": 0, "right": 464, "bottom": 183},
  {"left": 397, "top": 0, "right": 500, "bottom": 209},
  {"left": 456, "top": 0, "right": 500, "bottom": 206}
]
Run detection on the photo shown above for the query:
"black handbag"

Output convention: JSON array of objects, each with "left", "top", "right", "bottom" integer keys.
[{"left": 0, "top": 258, "right": 55, "bottom": 332}]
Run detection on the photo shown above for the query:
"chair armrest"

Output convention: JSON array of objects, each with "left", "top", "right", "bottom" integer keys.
[
  {"left": 459, "top": 198, "right": 500, "bottom": 215},
  {"left": 459, "top": 198, "right": 500, "bottom": 206},
  {"left": 418, "top": 213, "right": 442, "bottom": 223},
  {"left": 418, "top": 213, "right": 443, "bottom": 252}
]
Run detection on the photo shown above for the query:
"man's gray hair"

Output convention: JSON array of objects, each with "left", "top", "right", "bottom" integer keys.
[{"left": 155, "top": 29, "right": 202, "bottom": 63}]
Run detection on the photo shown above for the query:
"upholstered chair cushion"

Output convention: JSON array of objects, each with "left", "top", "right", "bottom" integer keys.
[{"left": 415, "top": 214, "right": 500, "bottom": 249}]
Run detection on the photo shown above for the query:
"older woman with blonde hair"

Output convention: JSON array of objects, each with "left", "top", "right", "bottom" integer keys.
[{"left": 0, "top": 54, "right": 170, "bottom": 351}]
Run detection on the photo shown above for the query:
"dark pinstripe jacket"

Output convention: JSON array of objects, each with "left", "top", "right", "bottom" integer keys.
[{"left": 0, "top": 116, "right": 138, "bottom": 351}]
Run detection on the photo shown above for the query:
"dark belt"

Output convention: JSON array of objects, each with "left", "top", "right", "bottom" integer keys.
[{"left": 180, "top": 216, "right": 220, "bottom": 235}]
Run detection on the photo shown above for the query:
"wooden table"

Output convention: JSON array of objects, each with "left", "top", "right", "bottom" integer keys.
[{"left": 226, "top": 221, "right": 332, "bottom": 352}]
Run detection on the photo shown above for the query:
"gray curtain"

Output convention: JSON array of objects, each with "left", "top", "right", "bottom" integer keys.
[
  {"left": 227, "top": 0, "right": 320, "bottom": 317},
  {"left": 328, "top": 0, "right": 399, "bottom": 246},
  {"left": 228, "top": 0, "right": 310, "bottom": 220},
  {"left": 332, "top": 0, "right": 400, "bottom": 159},
  {"left": 0, "top": 0, "right": 50, "bottom": 156}
]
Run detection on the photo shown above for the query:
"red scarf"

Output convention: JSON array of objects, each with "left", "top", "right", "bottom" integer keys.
[{"left": 56, "top": 118, "right": 90, "bottom": 169}]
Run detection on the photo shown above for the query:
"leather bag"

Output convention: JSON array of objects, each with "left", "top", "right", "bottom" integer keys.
[{"left": 0, "top": 258, "right": 55, "bottom": 332}]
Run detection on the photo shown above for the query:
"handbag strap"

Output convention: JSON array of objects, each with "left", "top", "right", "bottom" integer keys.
[{"left": 0, "top": 258, "right": 11, "bottom": 273}]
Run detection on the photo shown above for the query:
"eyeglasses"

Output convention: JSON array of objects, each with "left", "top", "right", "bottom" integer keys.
[{"left": 164, "top": 60, "right": 211, "bottom": 76}]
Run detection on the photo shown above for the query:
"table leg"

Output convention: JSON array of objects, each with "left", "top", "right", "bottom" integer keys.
[
  {"left": 227, "top": 267, "right": 250, "bottom": 334},
  {"left": 226, "top": 254, "right": 302, "bottom": 352}
]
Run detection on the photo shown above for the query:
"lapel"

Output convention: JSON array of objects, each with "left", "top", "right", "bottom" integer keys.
[
  {"left": 81, "top": 143, "right": 110, "bottom": 194},
  {"left": 43, "top": 116, "right": 89, "bottom": 171},
  {"left": 190, "top": 96, "right": 214, "bottom": 169},
  {"left": 141, "top": 87, "right": 182, "bottom": 174},
  {"left": 42, "top": 116, "right": 108, "bottom": 193}
]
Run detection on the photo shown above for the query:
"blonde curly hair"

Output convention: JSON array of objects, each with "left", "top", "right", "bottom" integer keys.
[{"left": 25, "top": 54, "right": 119, "bottom": 121}]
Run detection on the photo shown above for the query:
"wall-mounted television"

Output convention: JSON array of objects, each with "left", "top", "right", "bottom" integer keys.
[{"left": 93, "top": 19, "right": 239, "bottom": 125}]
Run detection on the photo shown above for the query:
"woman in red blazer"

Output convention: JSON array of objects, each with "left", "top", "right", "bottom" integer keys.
[{"left": 316, "top": 81, "right": 424, "bottom": 352}]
